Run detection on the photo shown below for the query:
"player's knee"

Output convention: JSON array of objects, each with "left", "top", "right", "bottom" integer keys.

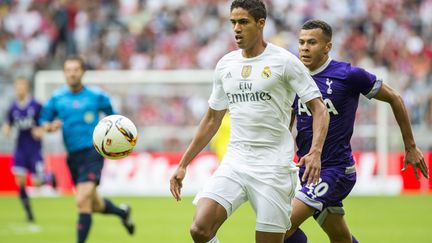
[
  {"left": 91, "top": 199, "right": 104, "bottom": 212},
  {"left": 15, "top": 175, "right": 26, "bottom": 186},
  {"left": 75, "top": 194, "right": 93, "bottom": 210},
  {"left": 190, "top": 223, "right": 214, "bottom": 242}
]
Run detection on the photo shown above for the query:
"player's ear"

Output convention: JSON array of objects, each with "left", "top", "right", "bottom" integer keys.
[
  {"left": 257, "top": 18, "right": 265, "bottom": 29},
  {"left": 325, "top": 42, "right": 332, "bottom": 55}
]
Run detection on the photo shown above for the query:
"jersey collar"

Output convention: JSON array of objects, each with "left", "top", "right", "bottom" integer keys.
[{"left": 309, "top": 57, "right": 332, "bottom": 76}]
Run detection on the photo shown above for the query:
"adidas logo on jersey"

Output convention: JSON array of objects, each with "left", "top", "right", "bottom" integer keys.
[{"left": 225, "top": 72, "right": 232, "bottom": 79}]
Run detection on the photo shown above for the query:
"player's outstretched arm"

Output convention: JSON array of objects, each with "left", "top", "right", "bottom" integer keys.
[
  {"left": 170, "top": 108, "right": 227, "bottom": 201},
  {"left": 374, "top": 83, "right": 429, "bottom": 179},
  {"left": 298, "top": 97, "right": 329, "bottom": 186}
]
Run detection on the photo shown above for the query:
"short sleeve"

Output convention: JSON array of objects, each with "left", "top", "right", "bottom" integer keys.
[
  {"left": 286, "top": 57, "right": 321, "bottom": 104},
  {"left": 99, "top": 91, "right": 115, "bottom": 115},
  {"left": 208, "top": 63, "right": 229, "bottom": 110},
  {"left": 39, "top": 96, "right": 57, "bottom": 125},
  {"left": 348, "top": 66, "right": 382, "bottom": 99}
]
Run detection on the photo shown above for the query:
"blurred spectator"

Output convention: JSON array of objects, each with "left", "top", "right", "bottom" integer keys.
[{"left": 1, "top": 0, "right": 432, "bottom": 150}]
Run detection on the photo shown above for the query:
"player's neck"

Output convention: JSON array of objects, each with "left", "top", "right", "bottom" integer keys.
[
  {"left": 69, "top": 84, "right": 84, "bottom": 93},
  {"left": 309, "top": 55, "right": 330, "bottom": 73},
  {"left": 242, "top": 41, "right": 267, "bottom": 58},
  {"left": 17, "top": 94, "right": 30, "bottom": 106}
]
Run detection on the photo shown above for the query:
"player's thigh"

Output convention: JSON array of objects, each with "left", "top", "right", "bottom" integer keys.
[
  {"left": 247, "top": 169, "right": 297, "bottom": 234},
  {"left": 321, "top": 213, "right": 352, "bottom": 241},
  {"left": 285, "top": 198, "right": 316, "bottom": 238},
  {"left": 12, "top": 151, "right": 28, "bottom": 185},
  {"left": 192, "top": 162, "right": 247, "bottom": 232},
  {"left": 256, "top": 231, "right": 285, "bottom": 243},
  {"left": 194, "top": 162, "right": 248, "bottom": 215},
  {"left": 192, "top": 197, "right": 228, "bottom": 235},
  {"left": 69, "top": 148, "right": 104, "bottom": 185}
]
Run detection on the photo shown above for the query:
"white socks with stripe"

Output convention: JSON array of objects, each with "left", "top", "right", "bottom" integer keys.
[{"left": 207, "top": 236, "right": 219, "bottom": 243}]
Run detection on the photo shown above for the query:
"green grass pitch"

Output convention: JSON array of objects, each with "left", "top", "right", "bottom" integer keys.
[{"left": 0, "top": 195, "right": 430, "bottom": 242}]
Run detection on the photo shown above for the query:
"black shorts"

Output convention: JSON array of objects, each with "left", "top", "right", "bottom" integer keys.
[{"left": 67, "top": 148, "right": 104, "bottom": 185}]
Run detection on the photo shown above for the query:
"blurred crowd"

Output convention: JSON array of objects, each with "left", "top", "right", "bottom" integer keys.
[{"left": 1, "top": 0, "right": 432, "bottom": 128}]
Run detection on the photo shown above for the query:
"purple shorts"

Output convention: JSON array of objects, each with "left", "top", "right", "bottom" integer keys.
[
  {"left": 296, "top": 166, "right": 356, "bottom": 223},
  {"left": 12, "top": 149, "right": 44, "bottom": 178}
]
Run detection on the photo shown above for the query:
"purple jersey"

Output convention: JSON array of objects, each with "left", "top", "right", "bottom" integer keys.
[
  {"left": 7, "top": 98, "right": 43, "bottom": 153},
  {"left": 293, "top": 59, "right": 382, "bottom": 168}
]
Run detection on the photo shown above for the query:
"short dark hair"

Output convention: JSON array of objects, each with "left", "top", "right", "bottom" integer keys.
[
  {"left": 230, "top": 0, "right": 266, "bottom": 22},
  {"left": 302, "top": 19, "right": 332, "bottom": 41},
  {"left": 64, "top": 55, "right": 86, "bottom": 70}
]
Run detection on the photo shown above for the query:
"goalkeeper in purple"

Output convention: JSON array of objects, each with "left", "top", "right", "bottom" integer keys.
[{"left": 284, "top": 20, "right": 429, "bottom": 243}]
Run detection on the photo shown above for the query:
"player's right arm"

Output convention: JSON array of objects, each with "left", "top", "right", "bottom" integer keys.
[
  {"left": 1, "top": 123, "right": 12, "bottom": 137},
  {"left": 2, "top": 105, "right": 14, "bottom": 136},
  {"left": 170, "top": 108, "right": 226, "bottom": 201},
  {"left": 285, "top": 53, "right": 328, "bottom": 186},
  {"left": 299, "top": 97, "right": 328, "bottom": 186}
]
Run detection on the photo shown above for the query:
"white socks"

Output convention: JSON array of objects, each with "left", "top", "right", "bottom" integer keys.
[{"left": 207, "top": 236, "right": 219, "bottom": 243}]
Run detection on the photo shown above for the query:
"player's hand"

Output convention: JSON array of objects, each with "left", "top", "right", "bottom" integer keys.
[
  {"left": 31, "top": 127, "right": 44, "bottom": 140},
  {"left": 1, "top": 124, "right": 11, "bottom": 137},
  {"left": 44, "top": 120, "right": 62, "bottom": 132},
  {"left": 402, "top": 147, "right": 429, "bottom": 180},
  {"left": 170, "top": 166, "right": 186, "bottom": 201},
  {"left": 297, "top": 151, "right": 321, "bottom": 186},
  {"left": 51, "top": 120, "right": 63, "bottom": 131}
]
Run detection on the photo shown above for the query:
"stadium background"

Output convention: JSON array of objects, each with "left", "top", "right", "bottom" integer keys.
[{"left": 0, "top": 0, "right": 431, "bottom": 242}]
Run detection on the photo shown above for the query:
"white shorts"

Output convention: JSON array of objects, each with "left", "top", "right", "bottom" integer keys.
[{"left": 193, "top": 159, "right": 298, "bottom": 233}]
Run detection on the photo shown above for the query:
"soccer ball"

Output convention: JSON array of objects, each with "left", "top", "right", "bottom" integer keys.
[{"left": 93, "top": 115, "right": 138, "bottom": 160}]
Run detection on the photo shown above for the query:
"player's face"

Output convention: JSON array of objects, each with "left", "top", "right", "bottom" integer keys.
[
  {"left": 230, "top": 8, "right": 264, "bottom": 50},
  {"left": 298, "top": 28, "right": 332, "bottom": 71},
  {"left": 64, "top": 60, "right": 84, "bottom": 89},
  {"left": 14, "top": 79, "right": 29, "bottom": 100}
]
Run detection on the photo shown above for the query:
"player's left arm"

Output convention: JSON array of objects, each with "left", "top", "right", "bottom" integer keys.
[{"left": 373, "top": 83, "right": 429, "bottom": 179}]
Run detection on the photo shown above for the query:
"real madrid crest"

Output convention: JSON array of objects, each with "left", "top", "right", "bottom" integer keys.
[
  {"left": 261, "top": 66, "right": 271, "bottom": 79},
  {"left": 241, "top": 65, "right": 252, "bottom": 79}
]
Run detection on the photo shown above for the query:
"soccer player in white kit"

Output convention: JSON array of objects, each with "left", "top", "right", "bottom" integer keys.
[{"left": 169, "top": 1, "right": 329, "bottom": 243}]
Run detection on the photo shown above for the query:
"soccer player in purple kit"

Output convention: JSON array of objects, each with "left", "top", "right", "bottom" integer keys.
[
  {"left": 283, "top": 20, "right": 429, "bottom": 243},
  {"left": 2, "top": 77, "right": 44, "bottom": 222}
]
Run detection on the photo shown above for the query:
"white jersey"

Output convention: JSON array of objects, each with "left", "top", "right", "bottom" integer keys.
[{"left": 209, "top": 43, "right": 321, "bottom": 167}]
